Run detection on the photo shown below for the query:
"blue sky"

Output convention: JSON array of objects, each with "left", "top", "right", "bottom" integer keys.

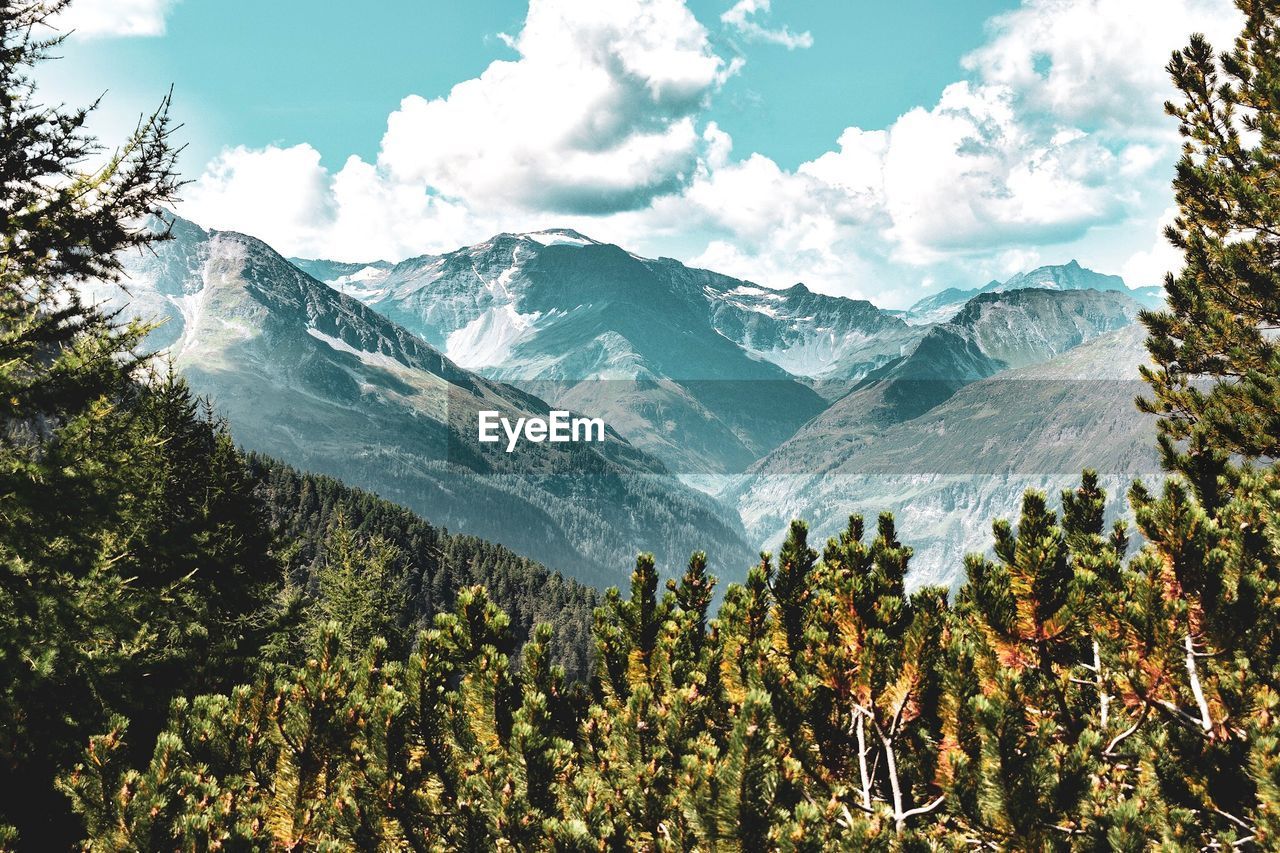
[
  {"left": 43, "top": 0, "right": 1245, "bottom": 307},
  {"left": 45, "top": 0, "right": 1020, "bottom": 173}
]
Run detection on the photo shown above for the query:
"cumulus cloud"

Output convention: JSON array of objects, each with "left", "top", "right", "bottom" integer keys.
[
  {"left": 53, "top": 0, "right": 175, "bottom": 38},
  {"left": 181, "top": 0, "right": 1243, "bottom": 305},
  {"left": 181, "top": 0, "right": 740, "bottom": 258},
  {"left": 379, "top": 0, "right": 733, "bottom": 215},
  {"left": 721, "top": 0, "right": 813, "bottom": 50},
  {"left": 1121, "top": 206, "right": 1183, "bottom": 286},
  {"left": 181, "top": 144, "right": 491, "bottom": 261},
  {"left": 879, "top": 83, "right": 1126, "bottom": 259},
  {"left": 965, "top": 0, "right": 1239, "bottom": 130},
  {"left": 183, "top": 145, "right": 334, "bottom": 248}
]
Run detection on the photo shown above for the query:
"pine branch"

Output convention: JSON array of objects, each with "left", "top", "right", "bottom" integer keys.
[{"left": 1183, "top": 633, "right": 1214, "bottom": 732}]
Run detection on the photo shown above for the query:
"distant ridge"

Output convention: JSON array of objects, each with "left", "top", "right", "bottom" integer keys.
[{"left": 905, "top": 260, "right": 1164, "bottom": 325}]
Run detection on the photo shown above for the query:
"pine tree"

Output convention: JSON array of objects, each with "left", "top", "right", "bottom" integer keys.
[
  {"left": 948, "top": 483, "right": 1128, "bottom": 846},
  {"left": 666, "top": 550, "right": 715, "bottom": 686},
  {"left": 0, "top": 0, "right": 179, "bottom": 433},
  {"left": 774, "top": 519, "right": 818, "bottom": 662},
  {"left": 1112, "top": 2, "right": 1280, "bottom": 845},
  {"left": 1139, "top": 0, "right": 1280, "bottom": 505},
  {"left": 0, "top": 4, "right": 306, "bottom": 842},
  {"left": 805, "top": 513, "right": 950, "bottom": 839},
  {"left": 0, "top": 16, "right": 193, "bottom": 843},
  {"left": 303, "top": 512, "right": 409, "bottom": 657}
]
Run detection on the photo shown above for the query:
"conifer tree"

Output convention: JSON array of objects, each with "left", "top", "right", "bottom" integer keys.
[
  {"left": 1139, "top": 0, "right": 1280, "bottom": 505},
  {"left": 666, "top": 550, "right": 715, "bottom": 683},
  {"left": 303, "top": 512, "right": 410, "bottom": 656},
  {"left": 0, "top": 0, "right": 188, "bottom": 835},
  {"left": 805, "top": 513, "right": 950, "bottom": 839},
  {"left": 774, "top": 519, "right": 818, "bottom": 661},
  {"left": 1112, "top": 1, "right": 1280, "bottom": 845},
  {"left": 949, "top": 484, "right": 1125, "bottom": 845}
]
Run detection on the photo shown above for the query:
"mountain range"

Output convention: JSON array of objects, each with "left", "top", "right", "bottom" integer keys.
[
  {"left": 904, "top": 259, "right": 1164, "bottom": 325},
  {"left": 726, "top": 324, "right": 1159, "bottom": 586},
  {"left": 83, "top": 212, "right": 1165, "bottom": 590},
  {"left": 297, "top": 231, "right": 925, "bottom": 476},
  {"left": 86, "top": 216, "right": 755, "bottom": 588}
]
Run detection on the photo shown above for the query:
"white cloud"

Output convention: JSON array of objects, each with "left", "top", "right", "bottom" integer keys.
[
  {"left": 179, "top": 145, "right": 489, "bottom": 261},
  {"left": 181, "top": 0, "right": 1242, "bottom": 305},
  {"left": 378, "top": 0, "right": 732, "bottom": 215},
  {"left": 53, "top": 0, "right": 175, "bottom": 38},
  {"left": 1121, "top": 206, "right": 1182, "bottom": 286},
  {"left": 182, "top": 0, "right": 739, "bottom": 258},
  {"left": 182, "top": 145, "right": 335, "bottom": 253},
  {"left": 721, "top": 0, "right": 813, "bottom": 50},
  {"left": 965, "top": 0, "right": 1239, "bottom": 130},
  {"left": 879, "top": 82, "right": 1124, "bottom": 260}
]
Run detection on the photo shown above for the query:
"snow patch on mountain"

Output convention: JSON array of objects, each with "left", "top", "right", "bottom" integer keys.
[
  {"left": 165, "top": 291, "right": 206, "bottom": 359},
  {"left": 747, "top": 330, "right": 877, "bottom": 378},
  {"left": 329, "top": 265, "right": 392, "bottom": 300},
  {"left": 306, "top": 327, "right": 406, "bottom": 373},
  {"left": 523, "top": 230, "right": 597, "bottom": 248},
  {"left": 905, "top": 304, "right": 965, "bottom": 326},
  {"left": 484, "top": 250, "right": 524, "bottom": 297},
  {"left": 727, "top": 285, "right": 783, "bottom": 300},
  {"left": 445, "top": 304, "right": 542, "bottom": 369}
]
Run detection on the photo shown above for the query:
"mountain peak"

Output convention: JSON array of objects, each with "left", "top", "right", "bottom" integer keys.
[
  {"left": 515, "top": 228, "right": 600, "bottom": 248},
  {"left": 908, "top": 260, "right": 1139, "bottom": 324}
]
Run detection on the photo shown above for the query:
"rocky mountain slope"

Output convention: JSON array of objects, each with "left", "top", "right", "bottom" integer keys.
[
  {"left": 906, "top": 260, "right": 1164, "bottom": 324},
  {"left": 797, "top": 287, "right": 1143, "bottom": 443},
  {"left": 85, "top": 216, "right": 755, "bottom": 588},
  {"left": 725, "top": 323, "right": 1161, "bottom": 587},
  {"left": 296, "top": 232, "right": 922, "bottom": 476},
  {"left": 701, "top": 280, "right": 925, "bottom": 382}
]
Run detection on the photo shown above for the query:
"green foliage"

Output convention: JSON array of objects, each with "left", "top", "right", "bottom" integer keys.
[
  {"left": 304, "top": 514, "right": 410, "bottom": 657},
  {"left": 249, "top": 455, "right": 599, "bottom": 681},
  {"left": 1139, "top": 0, "right": 1280, "bottom": 505},
  {"left": 949, "top": 484, "right": 1116, "bottom": 845},
  {"left": 0, "top": 357, "right": 287, "bottom": 847},
  {"left": 49, "top": 470, "right": 1280, "bottom": 848},
  {"left": 0, "top": 1, "right": 285, "bottom": 844},
  {"left": 15, "top": 0, "right": 1280, "bottom": 848},
  {"left": 62, "top": 589, "right": 574, "bottom": 851}
]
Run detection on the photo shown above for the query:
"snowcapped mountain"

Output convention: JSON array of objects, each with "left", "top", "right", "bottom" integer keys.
[
  {"left": 995, "top": 259, "right": 1128, "bottom": 293},
  {"left": 163, "top": 217, "right": 1163, "bottom": 591},
  {"left": 83, "top": 215, "right": 755, "bottom": 588},
  {"left": 703, "top": 281, "right": 926, "bottom": 384},
  {"left": 905, "top": 260, "right": 1164, "bottom": 325},
  {"left": 301, "top": 232, "right": 919, "bottom": 381},
  {"left": 296, "top": 232, "right": 920, "bottom": 476}
]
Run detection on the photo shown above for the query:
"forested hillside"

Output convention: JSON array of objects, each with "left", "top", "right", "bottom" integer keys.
[{"left": 249, "top": 455, "right": 596, "bottom": 680}]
